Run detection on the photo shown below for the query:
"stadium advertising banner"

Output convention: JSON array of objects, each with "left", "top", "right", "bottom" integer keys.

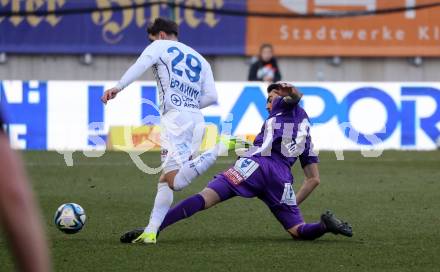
[
  {"left": 2, "top": 0, "right": 440, "bottom": 56},
  {"left": 0, "top": 0, "right": 246, "bottom": 55},
  {"left": 247, "top": 0, "right": 440, "bottom": 56},
  {"left": 1, "top": 80, "right": 439, "bottom": 151}
]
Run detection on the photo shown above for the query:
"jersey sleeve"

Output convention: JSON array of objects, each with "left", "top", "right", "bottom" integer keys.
[
  {"left": 115, "top": 40, "right": 166, "bottom": 91},
  {"left": 299, "top": 124, "right": 319, "bottom": 168},
  {"left": 199, "top": 61, "right": 218, "bottom": 109}
]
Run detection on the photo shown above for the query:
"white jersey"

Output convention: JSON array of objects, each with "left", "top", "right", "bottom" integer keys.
[{"left": 115, "top": 40, "right": 217, "bottom": 114}]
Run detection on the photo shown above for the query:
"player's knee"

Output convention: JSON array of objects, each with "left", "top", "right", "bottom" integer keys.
[
  {"left": 158, "top": 175, "right": 174, "bottom": 190},
  {"left": 199, "top": 188, "right": 220, "bottom": 209},
  {"left": 287, "top": 224, "right": 302, "bottom": 239},
  {"left": 160, "top": 170, "right": 179, "bottom": 191}
]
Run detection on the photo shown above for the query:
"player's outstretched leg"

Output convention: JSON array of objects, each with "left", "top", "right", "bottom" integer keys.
[
  {"left": 290, "top": 210, "right": 352, "bottom": 240},
  {"left": 159, "top": 193, "right": 206, "bottom": 231}
]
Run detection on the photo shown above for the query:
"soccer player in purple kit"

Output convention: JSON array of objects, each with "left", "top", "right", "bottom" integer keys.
[{"left": 121, "top": 82, "right": 352, "bottom": 243}]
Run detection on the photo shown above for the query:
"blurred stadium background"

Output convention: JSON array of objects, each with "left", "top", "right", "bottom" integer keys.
[
  {"left": 1, "top": 0, "right": 440, "bottom": 271},
  {"left": 1, "top": 0, "right": 440, "bottom": 151}
]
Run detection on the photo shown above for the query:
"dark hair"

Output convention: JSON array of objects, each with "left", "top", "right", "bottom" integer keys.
[
  {"left": 259, "top": 43, "right": 273, "bottom": 53},
  {"left": 147, "top": 17, "right": 179, "bottom": 37},
  {"left": 267, "top": 82, "right": 280, "bottom": 93}
]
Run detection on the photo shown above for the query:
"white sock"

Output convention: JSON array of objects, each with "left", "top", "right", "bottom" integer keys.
[
  {"left": 144, "top": 182, "right": 173, "bottom": 234},
  {"left": 172, "top": 144, "right": 226, "bottom": 191}
]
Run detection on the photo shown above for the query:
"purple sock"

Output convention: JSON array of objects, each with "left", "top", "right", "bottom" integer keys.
[
  {"left": 159, "top": 194, "right": 205, "bottom": 232},
  {"left": 297, "top": 222, "right": 327, "bottom": 240}
]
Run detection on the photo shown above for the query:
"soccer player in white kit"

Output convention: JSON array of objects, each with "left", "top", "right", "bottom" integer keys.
[{"left": 101, "top": 18, "right": 221, "bottom": 244}]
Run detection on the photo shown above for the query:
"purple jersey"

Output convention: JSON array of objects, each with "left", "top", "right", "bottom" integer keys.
[
  {"left": 207, "top": 97, "right": 319, "bottom": 229},
  {"left": 246, "top": 96, "right": 319, "bottom": 169}
]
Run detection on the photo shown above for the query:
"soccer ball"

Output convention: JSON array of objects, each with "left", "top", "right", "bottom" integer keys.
[{"left": 54, "top": 203, "right": 86, "bottom": 234}]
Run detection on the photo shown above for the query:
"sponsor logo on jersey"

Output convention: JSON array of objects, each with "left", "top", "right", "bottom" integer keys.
[
  {"left": 170, "top": 94, "right": 182, "bottom": 106},
  {"left": 224, "top": 158, "right": 259, "bottom": 185},
  {"left": 280, "top": 183, "right": 297, "bottom": 206},
  {"left": 224, "top": 167, "right": 245, "bottom": 185}
]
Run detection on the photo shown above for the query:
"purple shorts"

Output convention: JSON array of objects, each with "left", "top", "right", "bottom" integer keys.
[{"left": 207, "top": 157, "right": 304, "bottom": 230}]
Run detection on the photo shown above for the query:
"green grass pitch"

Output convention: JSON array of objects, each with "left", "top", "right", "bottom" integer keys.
[{"left": 1, "top": 151, "right": 439, "bottom": 271}]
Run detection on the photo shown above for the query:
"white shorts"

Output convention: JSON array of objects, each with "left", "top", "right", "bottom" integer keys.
[{"left": 160, "top": 109, "right": 205, "bottom": 173}]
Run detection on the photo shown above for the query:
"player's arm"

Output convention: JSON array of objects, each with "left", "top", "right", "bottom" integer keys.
[
  {"left": 0, "top": 128, "right": 51, "bottom": 271},
  {"left": 101, "top": 41, "right": 164, "bottom": 104},
  {"left": 199, "top": 62, "right": 218, "bottom": 109},
  {"left": 295, "top": 163, "right": 320, "bottom": 206},
  {"left": 295, "top": 121, "right": 320, "bottom": 205}
]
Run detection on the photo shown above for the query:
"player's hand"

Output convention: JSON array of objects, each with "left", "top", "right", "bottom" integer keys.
[
  {"left": 276, "top": 82, "right": 294, "bottom": 96},
  {"left": 276, "top": 82, "right": 303, "bottom": 105},
  {"left": 101, "top": 88, "right": 120, "bottom": 104}
]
